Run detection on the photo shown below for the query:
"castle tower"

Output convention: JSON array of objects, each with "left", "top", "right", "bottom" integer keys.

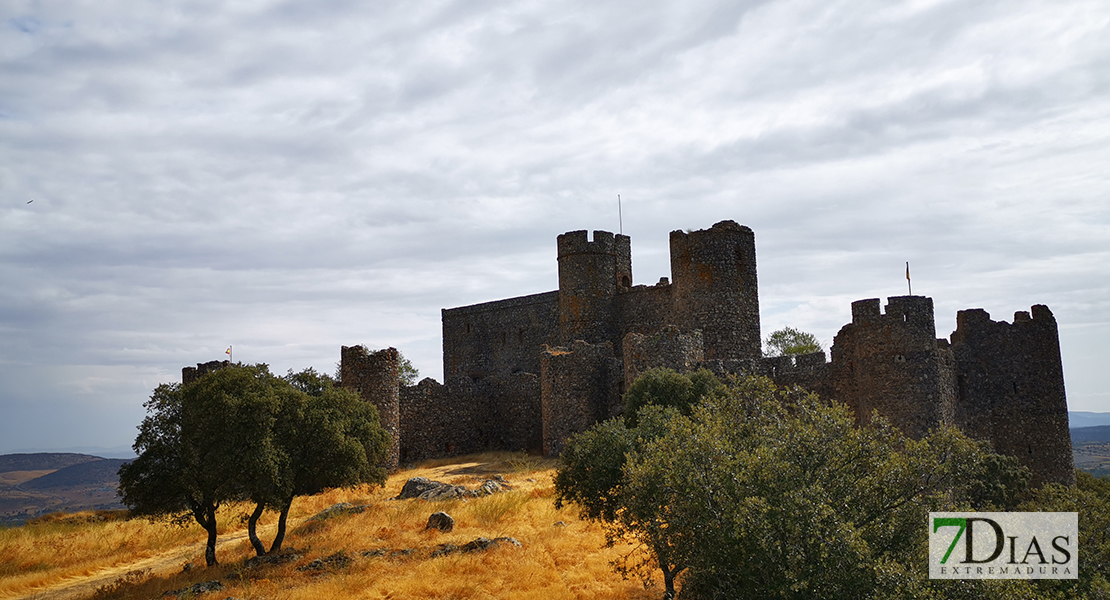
[
  {"left": 182, "top": 360, "right": 231, "bottom": 386},
  {"left": 669, "top": 220, "right": 760, "bottom": 360},
  {"left": 950, "top": 305, "right": 1075, "bottom": 487},
  {"left": 340, "top": 345, "right": 401, "bottom": 470},
  {"left": 557, "top": 230, "right": 632, "bottom": 346},
  {"left": 829, "top": 296, "right": 955, "bottom": 439}
]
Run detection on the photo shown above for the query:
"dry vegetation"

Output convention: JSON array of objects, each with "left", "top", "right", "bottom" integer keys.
[{"left": 0, "top": 453, "right": 661, "bottom": 600}]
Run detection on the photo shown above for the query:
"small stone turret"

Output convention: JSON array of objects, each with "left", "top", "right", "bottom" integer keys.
[{"left": 340, "top": 345, "right": 401, "bottom": 471}]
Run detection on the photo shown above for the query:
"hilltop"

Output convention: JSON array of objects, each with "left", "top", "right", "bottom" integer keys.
[{"left": 0, "top": 453, "right": 657, "bottom": 600}]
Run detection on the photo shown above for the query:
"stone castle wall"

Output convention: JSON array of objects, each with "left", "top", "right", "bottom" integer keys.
[
  {"left": 179, "top": 220, "right": 1075, "bottom": 488},
  {"left": 441, "top": 291, "right": 559, "bottom": 382}
]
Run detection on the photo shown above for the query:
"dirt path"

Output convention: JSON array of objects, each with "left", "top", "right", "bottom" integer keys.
[{"left": 4, "top": 527, "right": 262, "bottom": 600}]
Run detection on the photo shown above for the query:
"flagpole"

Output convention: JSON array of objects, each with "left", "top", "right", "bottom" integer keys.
[{"left": 618, "top": 194, "right": 623, "bottom": 235}]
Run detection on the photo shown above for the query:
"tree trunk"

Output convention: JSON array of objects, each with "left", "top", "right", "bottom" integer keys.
[
  {"left": 194, "top": 504, "right": 219, "bottom": 566},
  {"left": 247, "top": 502, "right": 267, "bottom": 556},
  {"left": 658, "top": 556, "right": 682, "bottom": 600},
  {"left": 269, "top": 497, "right": 293, "bottom": 554}
]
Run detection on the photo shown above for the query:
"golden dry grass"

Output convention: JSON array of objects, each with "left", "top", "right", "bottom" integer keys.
[{"left": 0, "top": 453, "right": 663, "bottom": 600}]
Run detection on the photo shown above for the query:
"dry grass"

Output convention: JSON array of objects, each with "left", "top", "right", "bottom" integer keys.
[{"left": 0, "top": 453, "right": 662, "bottom": 600}]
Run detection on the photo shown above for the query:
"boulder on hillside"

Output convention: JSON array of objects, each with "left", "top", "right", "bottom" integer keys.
[
  {"left": 425, "top": 511, "right": 454, "bottom": 532},
  {"left": 395, "top": 475, "right": 512, "bottom": 501}
]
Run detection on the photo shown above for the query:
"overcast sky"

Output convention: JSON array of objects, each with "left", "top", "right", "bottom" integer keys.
[{"left": 1, "top": 0, "right": 1107, "bottom": 456}]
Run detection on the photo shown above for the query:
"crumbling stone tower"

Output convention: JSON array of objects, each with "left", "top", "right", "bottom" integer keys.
[
  {"left": 182, "top": 360, "right": 231, "bottom": 385},
  {"left": 950, "top": 306, "right": 1075, "bottom": 487},
  {"left": 340, "top": 345, "right": 400, "bottom": 470},
  {"left": 670, "top": 221, "right": 761, "bottom": 360}
]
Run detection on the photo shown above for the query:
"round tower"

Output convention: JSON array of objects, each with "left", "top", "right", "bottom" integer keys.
[
  {"left": 669, "top": 220, "right": 760, "bottom": 360},
  {"left": 340, "top": 345, "right": 400, "bottom": 471},
  {"left": 557, "top": 230, "right": 632, "bottom": 345}
]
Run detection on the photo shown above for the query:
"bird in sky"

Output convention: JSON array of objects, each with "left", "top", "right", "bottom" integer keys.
[{"left": 26, "top": 200, "right": 33, "bottom": 204}]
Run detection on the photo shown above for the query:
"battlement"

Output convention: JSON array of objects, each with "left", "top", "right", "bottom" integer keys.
[
  {"left": 182, "top": 360, "right": 230, "bottom": 386},
  {"left": 556, "top": 230, "right": 630, "bottom": 258}
]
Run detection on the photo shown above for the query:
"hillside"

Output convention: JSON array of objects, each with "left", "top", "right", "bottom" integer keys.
[
  {"left": 0, "top": 453, "right": 657, "bottom": 600},
  {"left": 0, "top": 454, "right": 126, "bottom": 525}
]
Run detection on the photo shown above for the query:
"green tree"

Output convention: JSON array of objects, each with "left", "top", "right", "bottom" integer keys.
[
  {"left": 764, "top": 326, "right": 822, "bottom": 357},
  {"left": 622, "top": 368, "right": 723, "bottom": 426},
  {"left": 118, "top": 364, "right": 284, "bottom": 566},
  {"left": 243, "top": 368, "right": 390, "bottom": 555},
  {"left": 558, "top": 372, "right": 1033, "bottom": 599},
  {"left": 555, "top": 405, "right": 683, "bottom": 597},
  {"left": 398, "top": 352, "right": 420, "bottom": 386}
]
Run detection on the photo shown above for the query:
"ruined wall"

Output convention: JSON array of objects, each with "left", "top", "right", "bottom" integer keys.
[
  {"left": 340, "top": 345, "right": 401, "bottom": 470},
  {"left": 540, "top": 341, "right": 622, "bottom": 456},
  {"left": 828, "top": 296, "right": 955, "bottom": 439},
  {"left": 614, "top": 280, "right": 674, "bottom": 340},
  {"left": 623, "top": 326, "right": 704, "bottom": 391},
  {"left": 557, "top": 230, "right": 631, "bottom": 347},
  {"left": 950, "top": 305, "right": 1075, "bottom": 487},
  {"left": 764, "top": 351, "right": 835, "bottom": 399},
  {"left": 182, "top": 360, "right": 231, "bottom": 386},
  {"left": 399, "top": 378, "right": 488, "bottom": 463},
  {"left": 670, "top": 221, "right": 761, "bottom": 361},
  {"left": 441, "top": 291, "right": 559, "bottom": 382}
]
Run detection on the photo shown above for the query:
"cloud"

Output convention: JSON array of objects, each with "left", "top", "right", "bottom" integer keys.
[{"left": 1, "top": 0, "right": 1108, "bottom": 453}]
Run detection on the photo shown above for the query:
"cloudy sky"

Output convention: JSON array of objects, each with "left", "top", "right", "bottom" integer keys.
[{"left": 1, "top": 0, "right": 1107, "bottom": 456}]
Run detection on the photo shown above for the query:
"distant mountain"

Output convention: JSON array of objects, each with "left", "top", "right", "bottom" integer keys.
[
  {"left": 1070, "top": 412, "right": 1110, "bottom": 429},
  {"left": 0, "top": 453, "right": 103, "bottom": 473},
  {"left": 0, "top": 453, "right": 127, "bottom": 524},
  {"left": 1072, "top": 426, "right": 1110, "bottom": 445}
]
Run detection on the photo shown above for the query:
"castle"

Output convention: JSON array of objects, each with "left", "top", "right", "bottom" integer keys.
[{"left": 184, "top": 220, "right": 1075, "bottom": 487}]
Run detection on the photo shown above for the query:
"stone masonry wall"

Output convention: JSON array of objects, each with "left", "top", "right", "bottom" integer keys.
[
  {"left": 340, "top": 345, "right": 401, "bottom": 471},
  {"left": 950, "top": 305, "right": 1075, "bottom": 487},
  {"left": 400, "top": 377, "right": 488, "bottom": 463},
  {"left": 540, "top": 340, "right": 622, "bottom": 456},
  {"left": 623, "top": 326, "right": 704, "bottom": 392},
  {"left": 828, "top": 296, "right": 955, "bottom": 439},
  {"left": 441, "top": 291, "right": 559, "bottom": 382}
]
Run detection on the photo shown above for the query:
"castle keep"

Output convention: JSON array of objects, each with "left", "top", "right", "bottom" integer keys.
[{"left": 185, "top": 220, "right": 1075, "bottom": 486}]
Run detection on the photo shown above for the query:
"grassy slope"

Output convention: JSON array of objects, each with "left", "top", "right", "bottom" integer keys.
[{"left": 0, "top": 453, "right": 661, "bottom": 600}]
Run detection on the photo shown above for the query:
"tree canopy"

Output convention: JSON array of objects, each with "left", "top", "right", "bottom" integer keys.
[
  {"left": 119, "top": 363, "right": 389, "bottom": 565},
  {"left": 556, "top": 370, "right": 1050, "bottom": 600},
  {"left": 764, "top": 326, "right": 823, "bottom": 357}
]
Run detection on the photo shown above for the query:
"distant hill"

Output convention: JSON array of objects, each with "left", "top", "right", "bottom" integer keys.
[
  {"left": 1070, "top": 412, "right": 1110, "bottom": 429},
  {"left": 0, "top": 453, "right": 126, "bottom": 524},
  {"left": 1072, "top": 426, "right": 1110, "bottom": 445},
  {"left": 21, "top": 459, "right": 129, "bottom": 492},
  {"left": 0, "top": 453, "right": 103, "bottom": 473}
]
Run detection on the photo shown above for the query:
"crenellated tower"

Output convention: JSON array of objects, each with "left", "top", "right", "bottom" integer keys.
[
  {"left": 557, "top": 230, "right": 632, "bottom": 347},
  {"left": 669, "top": 220, "right": 761, "bottom": 360},
  {"left": 830, "top": 296, "right": 956, "bottom": 439}
]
